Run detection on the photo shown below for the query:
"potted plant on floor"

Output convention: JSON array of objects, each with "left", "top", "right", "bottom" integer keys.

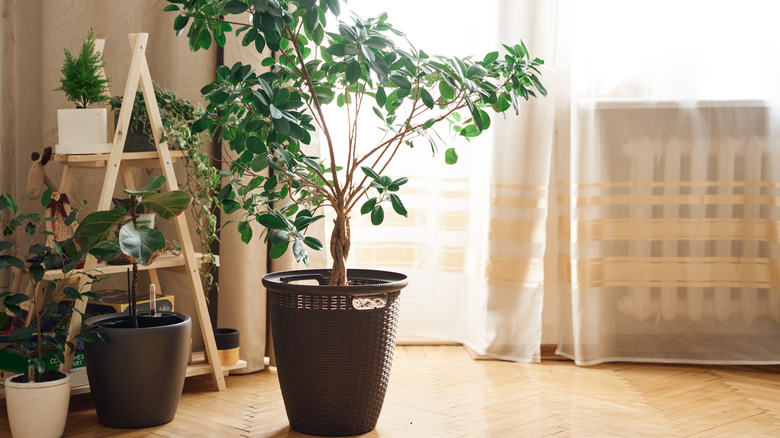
[
  {"left": 165, "top": 0, "right": 546, "bottom": 435},
  {"left": 55, "top": 29, "right": 113, "bottom": 155},
  {"left": 0, "top": 189, "right": 99, "bottom": 438},
  {"left": 73, "top": 175, "right": 194, "bottom": 428}
]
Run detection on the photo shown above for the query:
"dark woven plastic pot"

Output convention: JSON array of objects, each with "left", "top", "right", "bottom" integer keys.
[
  {"left": 263, "top": 269, "right": 408, "bottom": 437},
  {"left": 83, "top": 312, "right": 191, "bottom": 428}
]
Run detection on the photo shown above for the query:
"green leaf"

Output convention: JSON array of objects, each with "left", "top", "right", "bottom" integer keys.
[
  {"left": 74, "top": 208, "right": 127, "bottom": 248},
  {"left": 361, "top": 197, "right": 377, "bottom": 215},
  {"left": 390, "top": 74, "right": 411, "bottom": 89},
  {"left": 0, "top": 241, "right": 12, "bottom": 251},
  {"left": 346, "top": 60, "right": 361, "bottom": 84},
  {"left": 41, "top": 186, "right": 53, "bottom": 208},
  {"left": 256, "top": 213, "right": 286, "bottom": 229},
  {"left": 483, "top": 51, "right": 499, "bottom": 64},
  {"left": 439, "top": 80, "right": 455, "bottom": 101},
  {"left": 163, "top": 4, "right": 180, "bottom": 12},
  {"left": 303, "top": 236, "right": 324, "bottom": 251},
  {"left": 269, "top": 241, "right": 289, "bottom": 259},
  {"left": 140, "top": 191, "right": 193, "bottom": 220},
  {"left": 224, "top": 0, "right": 248, "bottom": 14},
  {"left": 270, "top": 230, "right": 290, "bottom": 245},
  {"left": 118, "top": 224, "right": 166, "bottom": 266},
  {"left": 370, "top": 205, "right": 385, "bottom": 225},
  {"left": 0, "top": 255, "right": 24, "bottom": 271},
  {"left": 173, "top": 15, "right": 190, "bottom": 33},
  {"left": 376, "top": 86, "right": 386, "bottom": 108},
  {"left": 125, "top": 175, "right": 166, "bottom": 195},
  {"left": 361, "top": 166, "right": 380, "bottom": 181},
  {"left": 198, "top": 29, "right": 212, "bottom": 50},
  {"left": 237, "top": 220, "right": 253, "bottom": 244},
  {"left": 246, "top": 136, "right": 267, "bottom": 154},
  {"left": 420, "top": 88, "right": 434, "bottom": 109},
  {"left": 389, "top": 194, "right": 408, "bottom": 217},
  {"left": 445, "top": 147, "right": 459, "bottom": 164},
  {"left": 29, "top": 264, "right": 44, "bottom": 282}
]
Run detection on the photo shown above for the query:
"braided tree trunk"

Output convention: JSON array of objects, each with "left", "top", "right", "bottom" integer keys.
[{"left": 329, "top": 212, "right": 350, "bottom": 286}]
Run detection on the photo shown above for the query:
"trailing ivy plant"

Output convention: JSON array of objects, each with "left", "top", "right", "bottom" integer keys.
[
  {"left": 108, "top": 85, "right": 223, "bottom": 294},
  {"left": 165, "top": 0, "right": 546, "bottom": 286}
]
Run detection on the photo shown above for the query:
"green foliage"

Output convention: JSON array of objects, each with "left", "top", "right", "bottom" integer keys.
[
  {"left": 76, "top": 176, "right": 192, "bottom": 327},
  {"left": 107, "top": 85, "right": 222, "bottom": 294},
  {"left": 165, "top": 0, "right": 546, "bottom": 282},
  {"left": 0, "top": 191, "right": 99, "bottom": 382},
  {"left": 55, "top": 29, "right": 110, "bottom": 108}
]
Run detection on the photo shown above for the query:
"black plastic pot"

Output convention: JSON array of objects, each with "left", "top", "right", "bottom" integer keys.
[
  {"left": 114, "top": 114, "right": 156, "bottom": 152},
  {"left": 83, "top": 312, "right": 191, "bottom": 428},
  {"left": 262, "top": 269, "right": 408, "bottom": 437}
]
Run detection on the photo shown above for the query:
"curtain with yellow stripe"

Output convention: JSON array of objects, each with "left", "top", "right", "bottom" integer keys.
[{"left": 556, "top": 0, "right": 780, "bottom": 364}]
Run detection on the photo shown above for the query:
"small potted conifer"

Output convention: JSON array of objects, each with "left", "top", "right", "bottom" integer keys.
[{"left": 55, "top": 29, "right": 112, "bottom": 155}]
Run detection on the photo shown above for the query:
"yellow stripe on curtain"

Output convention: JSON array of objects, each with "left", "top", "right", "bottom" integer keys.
[
  {"left": 562, "top": 255, "right": 780, "bottom": 289},
  {"left": 573, "top": 218, "right": 780, "bottom": 243}
]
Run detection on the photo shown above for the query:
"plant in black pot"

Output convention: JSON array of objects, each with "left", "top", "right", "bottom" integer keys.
[
  {"left": 0, "top": 189, "right": 99, "bottom": 438},
  {"left": 73, "top": 175, "right": 193, "bottom": 428},
  {"left": 165, "top": 0, "right": 546, "bottom": 435}
]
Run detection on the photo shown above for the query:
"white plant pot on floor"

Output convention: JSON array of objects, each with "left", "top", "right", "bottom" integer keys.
[
  {"left": 55, "top": 108, "right": 112, "bottom": 155},
  {"left": 5, "top": 372, "right": 71, "bottom": 438}
]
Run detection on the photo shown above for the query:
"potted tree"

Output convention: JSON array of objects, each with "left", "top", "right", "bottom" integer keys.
[
  {"left": 0, "top": 189, "right": 99, "bottom": 438},
  {"left": 166, "top": 0, "right": 546, "bottom": 435},
  {"left": 55, "top": 29, "right": 112, "bottom": 155},
  {"left": 73, "top": 175, "right": 194, "bottom": 428}
]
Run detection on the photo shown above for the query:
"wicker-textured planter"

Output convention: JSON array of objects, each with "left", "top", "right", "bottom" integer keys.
[{"left": 263, "top": 269, "right": 408, "bottom": 437}]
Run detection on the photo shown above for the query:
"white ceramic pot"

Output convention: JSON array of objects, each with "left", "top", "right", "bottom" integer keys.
[
  {"left": 55, "top": 108, "right": 112, "bottom": 155},
  {"left": 5, "top": 372, "right": 71, "bottom": 438}
]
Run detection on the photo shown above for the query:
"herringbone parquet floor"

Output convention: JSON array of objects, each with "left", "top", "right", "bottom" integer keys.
[{"left": 2, "top": 346, "right": 780, "bottom": 437}]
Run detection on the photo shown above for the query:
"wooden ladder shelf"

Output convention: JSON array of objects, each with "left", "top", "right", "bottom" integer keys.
[{"left": 58, "top": 33, "right": 242, "bottom": 392}]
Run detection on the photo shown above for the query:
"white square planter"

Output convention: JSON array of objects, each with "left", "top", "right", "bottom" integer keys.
[{"left": 55, "top": 108, "right": 113, "bottom": 155}]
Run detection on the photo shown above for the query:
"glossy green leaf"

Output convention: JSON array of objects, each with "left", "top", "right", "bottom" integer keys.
[
  {"left": 370, "top": 205, "right": 384, "bottom": 225},
  {"left": 420, "top": 88, "right": 434, "bottom": 109},
  {"left": 361, "top": 197, "right": 377, "bottom": 215},
  {"left": 269, "top": 241, "right": 289, "bottom": 259},
  {"left": 346, "top": 60, "right": 361, "bottom": 84},
  {"left": 74, "top": 208, "right": 127, "bottom": 248},
  {"left": 376, "top": 86, "right": 386, "bottom": 107},
  {"left": 118, "top": 224, "right": 166, "bottom": 266},
  {"left": 303, "top": 236, "right": 324, "bottom": 251},
  {"left": 125, "top": 175, "right": 166, "bottom": 195},
  {"left": 439, "top": 80, "right": 455, "bottom": 101},
  {"left": 140, "top": 191, "right": 193, "bottom": 220},
  {"left": 389, "top": 194, "right": 407, "bottom": 217},
  {"left": 0, "top": 255, "right": 24, "bottom": 271}
]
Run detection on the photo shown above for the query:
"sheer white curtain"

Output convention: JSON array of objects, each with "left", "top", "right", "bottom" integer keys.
[
  {"left": 321, "top": 0, "right": 780, "bottom": 365},
  {"left": 557, "top": 0, "right": 780, "bottom": 364}
]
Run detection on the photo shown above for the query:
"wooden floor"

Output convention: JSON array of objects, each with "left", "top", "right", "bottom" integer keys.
[{"left": 2, "top": 346, "right": 780, "bottom": 437}]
